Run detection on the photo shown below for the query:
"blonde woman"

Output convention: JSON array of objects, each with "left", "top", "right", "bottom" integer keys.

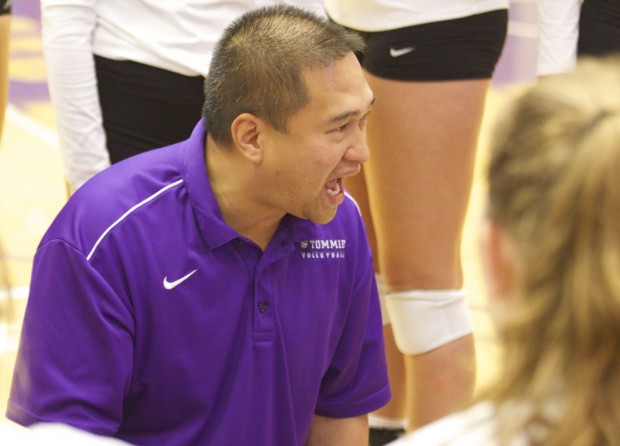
[{"left": 390, "top": 55, "right": 620, "bottom": 445}]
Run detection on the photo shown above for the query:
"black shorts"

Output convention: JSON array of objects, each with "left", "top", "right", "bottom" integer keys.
[
  {"left": 578, "top": 0, "right": 620, "bottom": 57},
  {"left": 350, "top": 9, "right": 508, "bottom": 81},
  {"left": 95, "top": 55, "right": 205, "bottom": 164}
]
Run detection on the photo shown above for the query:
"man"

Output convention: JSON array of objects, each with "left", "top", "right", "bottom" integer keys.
[{"left": 7, "top": 5, "right": 389, "bottom": 445}]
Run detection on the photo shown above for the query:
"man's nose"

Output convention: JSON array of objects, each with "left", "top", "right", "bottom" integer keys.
[{"left": 346, "top": 127, "right": 369, "bottom": 164}]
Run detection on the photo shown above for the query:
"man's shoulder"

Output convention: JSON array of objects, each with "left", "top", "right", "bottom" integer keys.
[
  {"left": 325, "top": 192, "right": 365, "bottom": 228},
  {"left": 300, "top": 194, "right": 371, "bottom": 267},
  {"left": 342, "top": 190, "right": 364, "bottom": 217},
  {"left": 41, "top": 148, "right": 186, "bottom": 256},
  {"left": 329, "top": 192, "right": 369, "bottom": 238}
]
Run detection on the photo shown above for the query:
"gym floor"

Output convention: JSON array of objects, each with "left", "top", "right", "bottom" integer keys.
[{"left": 0, "top": 0, "right": 537, "bottom": 428}]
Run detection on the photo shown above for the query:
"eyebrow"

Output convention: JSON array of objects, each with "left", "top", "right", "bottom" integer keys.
[{"left": 327, "top": 95, "right": 376, "bottom": 124}]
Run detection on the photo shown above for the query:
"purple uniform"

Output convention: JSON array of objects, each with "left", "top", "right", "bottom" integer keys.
[{"left": 7, "top": 121, "right": 390, "bottom": 445}]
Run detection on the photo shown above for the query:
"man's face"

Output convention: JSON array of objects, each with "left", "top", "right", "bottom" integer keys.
[{"left": 261, "top": 52, "right": 374, "bottom": 224}]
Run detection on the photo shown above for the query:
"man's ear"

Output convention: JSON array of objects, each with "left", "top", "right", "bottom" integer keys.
[
  {"left": 479, "top": 219, "right": 520, "bottom": 302},
  {"left": 230, "top": 113, "right": 266, "bottom": 164}
]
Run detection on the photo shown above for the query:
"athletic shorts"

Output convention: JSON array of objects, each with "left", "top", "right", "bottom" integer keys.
[
  {"left": 348, "top": 9, "right": 508, "bottom": 81},
  {"left": 578, "top": 0, "right": 620, "bottom": 57},
  {"left": 95, "top": 55, "right": 205, "bottom": 164}
]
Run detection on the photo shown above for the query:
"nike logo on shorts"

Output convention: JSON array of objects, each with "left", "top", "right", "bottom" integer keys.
[
  {"left": 390, "top": 46, "right": 415, "bottom": 58},
  {"left": 163, "top": 269, "right": 198, "bottom": 290}
]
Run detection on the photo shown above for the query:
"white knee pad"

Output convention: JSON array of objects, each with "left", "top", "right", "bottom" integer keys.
[
  {"left": 368, "top": 413, "right": 408, "bottom": 430},
  {"left": 375, "top": 273, "right": 391, "bottom": 326},
  {"left": 386, "top": 289, "right": 473, "bottom": 355}
]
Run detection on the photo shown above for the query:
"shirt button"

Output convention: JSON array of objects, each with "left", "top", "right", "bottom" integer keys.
[{"left": 258, "top": 301, "right": 268, "bottom": 313}]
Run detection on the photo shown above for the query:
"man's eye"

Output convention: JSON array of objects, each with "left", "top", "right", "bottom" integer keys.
[{"left": 334, "top": 123, "right": 348, "bottom": 133}]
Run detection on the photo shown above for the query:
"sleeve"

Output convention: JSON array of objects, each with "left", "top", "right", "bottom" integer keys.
[
  {"left": 315, "top": 262, "right": 391, "bottom": 418},
  {"left": 41, "top": 0, "right": 111, "bottom": 192},
  {"left": 537, "top": 0, "right": 582, "bottom": 76},
  {"left": 7, "top": 240, "right": 135, "bottom": 436}
]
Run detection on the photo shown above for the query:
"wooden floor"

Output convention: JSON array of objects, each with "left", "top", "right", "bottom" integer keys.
[{"left": 0, "top": 0, "right": 537, "bottom": 427}]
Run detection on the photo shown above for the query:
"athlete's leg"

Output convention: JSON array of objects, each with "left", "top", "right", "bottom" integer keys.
[
  {"left": 344, "top": 172, "right": 407, "bottom": 438},
  {"left": 373, "top": 322, "right": 407, "bottom": 425},
  {"left": 363, "top": 73, "right": 490, "bottom": 428}
]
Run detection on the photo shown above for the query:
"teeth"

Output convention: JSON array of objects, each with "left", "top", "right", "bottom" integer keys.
[{"left": 326, "top": 180, "right": 341, "bottom": 197}]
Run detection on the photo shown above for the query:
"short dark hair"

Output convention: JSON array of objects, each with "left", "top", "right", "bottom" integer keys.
[{"left": 202, "top": 5, "right": 365, "bottom": 146}]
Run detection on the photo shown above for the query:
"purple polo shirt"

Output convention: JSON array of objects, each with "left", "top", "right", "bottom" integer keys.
[{"left": 8, "top": 121, "right": 390, "bottom": 445}]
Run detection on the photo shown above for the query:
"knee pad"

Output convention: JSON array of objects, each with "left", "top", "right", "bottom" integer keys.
[
  {"left": 368, "top": 413, "right": 408, "bottom": 430},
  {"left": 386, "top": 289, "right": 473, "bottom": 355},
  {"left": 375, "top": 273, "right": 391, "bottom": 326}
]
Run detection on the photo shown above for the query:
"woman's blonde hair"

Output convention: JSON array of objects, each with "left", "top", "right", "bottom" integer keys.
[{"left": 485, "top": 56, "right": 620, "bottom": 445}]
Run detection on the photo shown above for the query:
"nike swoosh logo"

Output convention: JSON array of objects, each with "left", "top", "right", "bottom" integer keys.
[
  {"left": 390, "top": 46, "right": 415, "bottom": 58},
  {"left": 163, "top": 269, "right": 198, "bottom": 290}
]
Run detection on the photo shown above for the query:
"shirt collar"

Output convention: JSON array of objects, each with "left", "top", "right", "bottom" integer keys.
[{"left": 179, "top": 119, "right": 319, "bottom": 249}]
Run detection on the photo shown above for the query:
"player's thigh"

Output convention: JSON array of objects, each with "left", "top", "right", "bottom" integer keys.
[{"left": 363, "top": 76, "right": 490, "bottom": 289}]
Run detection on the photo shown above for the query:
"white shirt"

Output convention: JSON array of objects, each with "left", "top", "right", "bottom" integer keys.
[
  {"left": 537, "top": 0, "right": 581, "bottom": 76},
  {"left": 388, "top": 402, "right": 528, "bottom": 446},
  {"left": 41, "top": 0, "right": 326, "bottom": 192},
  {"left": 323, "top": 0, "right": 509, "bottom": 32},
  {"left": 1, "top": 420, "right": 128, "bottom": 445}
]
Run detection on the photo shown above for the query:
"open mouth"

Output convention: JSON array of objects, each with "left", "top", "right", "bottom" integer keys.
[{"left": 325, "top": 178, "right": 343, "bottom": 197}]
